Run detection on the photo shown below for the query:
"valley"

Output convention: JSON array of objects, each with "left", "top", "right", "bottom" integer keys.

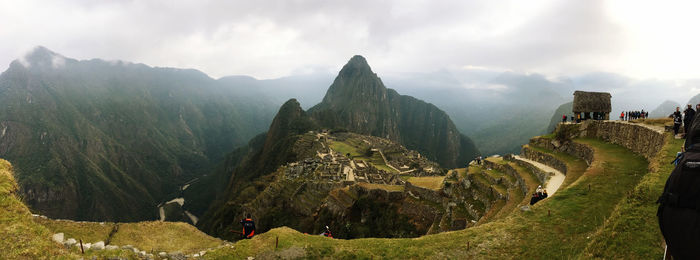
[{"left": 0, "top": 49, "right": 686, "bottom": 259}]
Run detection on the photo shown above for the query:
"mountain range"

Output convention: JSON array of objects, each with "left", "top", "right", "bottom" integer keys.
[
  {"left": 0, "top": 47, "right": 280, "bottom": 221},
  {"left": 196, "top": 56, "right": 479, "bottom": 237}
]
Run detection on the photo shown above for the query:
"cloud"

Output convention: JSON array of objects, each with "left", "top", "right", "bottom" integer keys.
[{"left": 0, "top": 0, "right": 699, "bottom": 82}]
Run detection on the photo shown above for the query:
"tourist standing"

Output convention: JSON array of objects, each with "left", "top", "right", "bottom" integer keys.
[
  {"left": 673, "top": 107, "right": 683, "bottom": 135},
  {"left": 620, "top": 111, "right": 625, "bottom": 121},
  {"left": 684, "top": 105, "right": 696, "bottom": 135}
]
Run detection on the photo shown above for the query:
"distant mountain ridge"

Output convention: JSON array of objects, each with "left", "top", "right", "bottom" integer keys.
[
  {"left": 0, "top": 46, "right": 279, "bottom": 221},
  {"left": 650, "top": 100, "right": 681, "bottom": 118}
]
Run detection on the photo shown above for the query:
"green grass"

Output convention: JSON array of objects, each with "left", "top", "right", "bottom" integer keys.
[
  {"left": 581, "top": 133, "right": 680, "bottom": 258},
  {"left": 0, "top": 159, "right": 75, "bottom": 259},
  {"left": 35, "top": 218, "right": 115, "bottom": 244},
  {"left": 110, "top": 221, "right": 223, "bottom": 254},
  {"left": 357, "top": 182, "right": 405, "bottom": 192},
  {"left": 330, "top": 140, "right": 398, "bottom": 173},
  {"left": 208, "top": 137, "right": 652, "bottom": 259},
  {"left": 407, "top": 176, "right": 445, "bottom": 190},
  {"left": 527, "top": 144, "right": 588, "bottom": 189},
  {"left": 329, "top": 140, "right": 365, "bottom": 158}
]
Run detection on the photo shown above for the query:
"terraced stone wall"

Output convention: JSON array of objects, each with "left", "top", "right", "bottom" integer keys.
[
  {"left": 529, "top": 137, "right": 594, "bottom": 165},
  {"left": 520, "top": 146, "right": 568, "bottom": 176},
  {"left": 482, "top": 160, "right": 529, "bottom": 196},
  {"left": 577, "top": 121, "right": 666, "bottom": 160}
]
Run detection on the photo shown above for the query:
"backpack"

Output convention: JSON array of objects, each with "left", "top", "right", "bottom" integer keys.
[
  {"left": 658, "top": 144, "right": 700, "bottom": 258},
  {"left": 674, "top": 113, "right": 682, "bottom": 124}
]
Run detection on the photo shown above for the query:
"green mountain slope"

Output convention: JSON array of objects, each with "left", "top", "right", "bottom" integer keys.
[
  {"left": 198, "top": 56, "right": 480, "bottom": 238},
  {"left": 206, "top": 123, "right": 671, "bottom": 259},
  {"left": 546, "top": 101, "right": 573, "bottom": 132},
  {"left": 650, "top": 100, "right": 680, "bottom": 118},
  {"left": 0, "top": 47, "right": 278, "bottom": 221},
  {"left": 309, "top": 56, "right": 479, "bottom": 168}
]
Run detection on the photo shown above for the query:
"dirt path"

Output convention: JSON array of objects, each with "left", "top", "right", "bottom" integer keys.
[{"left": 512, "top": 155, "right": 565, "bottom": 195}]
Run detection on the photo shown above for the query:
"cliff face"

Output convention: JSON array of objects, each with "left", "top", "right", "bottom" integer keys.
[{"left": 309, "top": 56, "right": 478, "bottom": 168}]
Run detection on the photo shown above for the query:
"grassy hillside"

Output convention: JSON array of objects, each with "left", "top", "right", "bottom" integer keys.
[
  {"left": 0, "top": 158, "right": 226, "bottom": 259},
  {"left": 205, "top": 136, "right": 661, "bottom": 259},
  {"left": 0, "top": 159, "right": 72, "bottom": 259}
]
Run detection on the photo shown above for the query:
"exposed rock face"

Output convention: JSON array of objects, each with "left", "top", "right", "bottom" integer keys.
[{"left": 309, "top": 56, "right": 479, "bottom": 168}]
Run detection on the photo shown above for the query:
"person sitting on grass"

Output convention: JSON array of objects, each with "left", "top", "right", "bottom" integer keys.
[{"left": 240, "top": 214, "right": 256, "bottom": 239}]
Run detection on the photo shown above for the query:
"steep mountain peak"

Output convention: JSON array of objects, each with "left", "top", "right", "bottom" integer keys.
[
  {"left": 317, "top": 55, "right": 386, "bottom": 108},
  {"left": 338, "top": 55, "right": 375, "bottom": 78},
  {"left": 277, "top": 98, "right": 304, "bottom": 118},
  {"left": 12, "top": 46, "right": 70, "bottom": 70},
  {"left": 265, "top": 99, "right": 316, "bottom": 144}
]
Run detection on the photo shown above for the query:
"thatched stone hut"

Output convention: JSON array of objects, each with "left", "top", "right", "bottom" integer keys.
[{"left": 573, "top": 91, "right": 611, "bottom": 120}]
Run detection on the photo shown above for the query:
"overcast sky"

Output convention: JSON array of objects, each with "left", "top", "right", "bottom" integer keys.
[{"left": 2, "top": 0, "right": 700, "bottom": 87}]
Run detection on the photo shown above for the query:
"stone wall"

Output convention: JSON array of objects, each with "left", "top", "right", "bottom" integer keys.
[
  {"left": 577, "top": 120, "right": 666, "bottom": 160},
  {"left": 482, "top": 159, "right": 529, "bottom": 196},
  {"left": 510, "top": 158, "right": 549, "bottom": 184},
  {"left": 405, "top": 182, "right": 445, "bottom": 204},
  {"left": 529, "top": 137, "right": 594, "bottom": 165},
  {"left": 520, "top": 146, "right": 568, "bottom": 176}
]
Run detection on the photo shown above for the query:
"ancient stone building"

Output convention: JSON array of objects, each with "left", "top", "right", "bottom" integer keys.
[{"left": 573, "top": 91, "right": 611, "bottom": 120}]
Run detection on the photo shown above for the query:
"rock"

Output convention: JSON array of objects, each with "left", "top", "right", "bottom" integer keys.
[
  {"left": 105, "top": 245, "right": 119, "bottom": 250},
  {"left": 193, "top": 254, "right": 200, "bottom": 257},
  {"left": 158, "top": 252, "right": 167, "bottom": 257},
  {"left": 247, "top": 257, "right": 255, "bottom": 260},
  {"left": 83, "top": 243, "right": 92, "bottom": 250},
  {"left": 92, "top": 241, "right": 105, "bottom": 250},
  {"left": 52, "top": 233, "right": 64, "bottom": 244},
  {"left": 138, "top": 251, "right": 146, "bottom": 257},
  {"left": 520, "top": 205, "right": 531, "bottom": 211},
  {"left": 121, "top": 245, "right": 134, "bottom": 250},
  {"left": 168, "top": 252, "right": 186, "bottom": 260},
  {"left": 64, "top": 238, "right": 77, "bottom": 248},
  {"left": 199, "top": 251, "right": 206, "bottom": 256}
]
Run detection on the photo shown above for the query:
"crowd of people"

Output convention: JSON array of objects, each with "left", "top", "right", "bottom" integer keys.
[
  {"left": 619, "top": 110, "right": 648, "bottom": 121},
  {"left": 672, "top": 104, "right": 699, "bottom": 136},
  {"left": 529, "top": 185, "right": 548, "bottom": 205}
]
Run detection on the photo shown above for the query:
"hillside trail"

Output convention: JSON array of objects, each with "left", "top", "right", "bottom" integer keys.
[{"left": 512, "top": 155, "right": 565, "bottom": 195}]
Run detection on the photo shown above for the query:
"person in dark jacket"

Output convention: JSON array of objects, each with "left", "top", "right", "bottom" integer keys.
[
  {"left": 673, "top": 107, "right": 683, "bottom": 135},
  {"left": 658, "top": 112, "right": 700, "bottom": 258},
  {"left": 529, "top": 193, "right": 539, "bottom": 205},
  {"left": 240, "top": 214, "right": 256, "bottom": 239},
  {"left": 684, "top": 105, "right": 696, "bottom": 136},
  {"left": 321, "top": 226, "right": 333, "bottom": 238}
]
